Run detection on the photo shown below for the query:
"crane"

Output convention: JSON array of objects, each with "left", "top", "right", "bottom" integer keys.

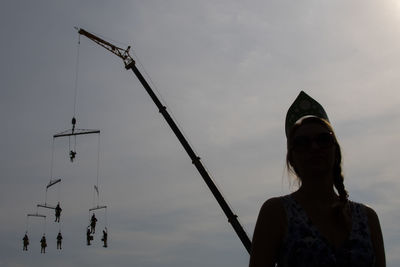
[{"left": 76, "top": 27, "right": 252, "bottom": 253}]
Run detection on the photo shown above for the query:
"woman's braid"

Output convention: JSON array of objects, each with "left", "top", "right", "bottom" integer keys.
[{"left": 333, "top": 145, "right": 348, "bottom": 203}]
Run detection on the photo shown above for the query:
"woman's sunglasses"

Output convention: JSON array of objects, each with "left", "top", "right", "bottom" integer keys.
[{"left": 292, "top": 132, "right": 335, "bottom": 151}]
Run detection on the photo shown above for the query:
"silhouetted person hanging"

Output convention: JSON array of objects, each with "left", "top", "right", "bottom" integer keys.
[
  {"left": 40, "top": 235, "right": 47, "bottom": 253},
  {"left": 86, "top": 226, "right": 93, "bottom": 246},
  {"left": 56, "top": 232, "right": 63, "bottom": 250},
  {"left": 69, "top": 150, "right": 76, "bottom": 162},
  {"left": 101, "top": 227, "right": 108, "bottom": 248},
  {"left": 55, "top": 202, "right": 62, "bottom": 222},
  {"left": 90, "top": 214, "right": 97, "bottom": 234},
  {"left": 22, "top": 233, "right": 29, "bottom": 251},
  {"left": 71, "top": 117, "right": 76, "bottom": 133}
]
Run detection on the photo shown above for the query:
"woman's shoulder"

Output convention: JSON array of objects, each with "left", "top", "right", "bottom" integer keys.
[
  {"left": 349, "top": 201, "right": 382, "bottom": 238},
  {"left": 349, "top": 200, "right": 379, "bottom": 219},
  {"left": 258, "top": 196, "right": 288, "bottom": 223},
  {"left": 261, "top": 196, "right": 285, "bottom": 210},
  {"left": 357, "top": 203, "right": 381, "bottom": 231},
  {"left": 349, "top": 201, "right": 386, "bottom": 266}
]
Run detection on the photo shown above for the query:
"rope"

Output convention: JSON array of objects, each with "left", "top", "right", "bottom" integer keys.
[
  {"left": 105, "top": 207, "right": 108, "bottom": 228},
  {"left": 57, "top": 180, "right": 61, "bottom": 204},
  {"left": 96, "top": 133, "right": 101, "bottom": 206},
  {"left": 43, "top": 217, "right": 47, "bottom": 235},
  {"left": 45, "top": 187, "right": 48, "bottom": 206},
  {"left": 50, "top": 138, "right": 55, "bottom": 181},
  {"left": 73, "top": 34, "right": 80, "bottom": 118},
  {"left": 92, "top": 185, "right": 96, "bottom": 210},
  {"left": 25, "top": 215, "right": 29, "bottom": 233}
]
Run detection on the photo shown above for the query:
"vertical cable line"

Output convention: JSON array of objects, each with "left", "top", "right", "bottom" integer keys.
[
  {"left": 93, "top": 133, "right": 101, "bottom": 207},
  {"left": 73, "top": 34, "right": 81, "bottom": 118},
  {"left": 50, "top": 138, "right": 55, "bottom": 180},
  {"left": 43, "top": 217, "right": 47, "bottom": 235},
  {"left": 25, "top": 215, "right": 29, "bottom": 233},
  {"left": 96, "top": 133, "right": 100, "bottom": 198}
]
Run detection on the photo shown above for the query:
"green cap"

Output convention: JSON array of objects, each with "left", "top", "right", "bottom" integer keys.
[{"left": 285, "top": 91, "right": 329, "bottom": 137}]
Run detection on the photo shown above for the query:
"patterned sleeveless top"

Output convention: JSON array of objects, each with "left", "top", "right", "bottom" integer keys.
[{"left": 277, "top": 195, "right": 375, "bottom": 267}]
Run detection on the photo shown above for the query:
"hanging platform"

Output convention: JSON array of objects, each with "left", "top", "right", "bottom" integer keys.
[
  {"left": 47, "top": 178, "right": 61, "bottom": 189},
  {"left": 27, "top": 213, "right": 46, "bottom": 218},
  {"left": 89, "top": 205, "right": 107, "bottom": 212},
  {"left": 53, "top": 129, "right": 100, "bottom": 138},
  {"left": 37, "top": 204, "right": 56, "bottom": 210}
]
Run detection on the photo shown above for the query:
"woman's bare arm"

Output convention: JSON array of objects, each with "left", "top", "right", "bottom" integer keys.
[
  {"left": 366, "top": 206, "right": 386, "bottom": 267},
  {"left": 249, "top": 197, "right": 286, "bottom": 267}
]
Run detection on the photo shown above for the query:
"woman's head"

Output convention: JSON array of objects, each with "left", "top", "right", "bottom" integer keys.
[{"left": 286, "top": 116, "right": 348, "bottom": 202}]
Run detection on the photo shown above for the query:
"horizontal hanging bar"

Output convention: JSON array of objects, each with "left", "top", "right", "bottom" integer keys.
[
  {"left": 27, "top": 213, "right": 46, "bottom": 218},
  {"left": 37, "top": 204, "right": 56, "bottom": 210},
  {"left": 89, "top": 205, "right": 107, "bottom": 212},
  {"left": 47, "top": 179, "right": 61, "bottom": 189},
  {"left": 54, "top": 129, "right": 100, "bottom": 138}
]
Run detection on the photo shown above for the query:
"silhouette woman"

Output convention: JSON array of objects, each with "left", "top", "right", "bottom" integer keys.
[{"left": 249, "top": 91, "right": 385, "bottom": 267}]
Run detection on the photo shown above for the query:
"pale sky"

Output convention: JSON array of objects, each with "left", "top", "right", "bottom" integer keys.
[{"left": 1, "top": 1, "right": 400, "bottom": 266}]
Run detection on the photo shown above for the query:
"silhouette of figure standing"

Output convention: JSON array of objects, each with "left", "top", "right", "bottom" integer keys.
[
  {"left": 90, "top": 214, "right": 97, "bottom": 234},
  {"left": 101, "top": 227, "right": 108, "bottom": 248},
  {"left": 55, "top": 202, "right": 62, "bottom": 222},
  {"left": 86, "top": 226, "right": 93, "bottom": 246},
  {"left": 22, "top": 233, "right": 29, "bottom": 251},
  {"left": 56, "top": 232, "right": 63, "bottom": 249},
  {"left": 40, "top": 235, "right": 47, "bottom": 253},
  {"left": 69, "top": 150, "right": 76, "bottom": 162}
]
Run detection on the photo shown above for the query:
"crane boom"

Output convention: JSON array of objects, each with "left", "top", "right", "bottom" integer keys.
[
  {"left": 77, "top": 28, "right": 134, "bottom": 68},
  {"left": 77, "top": 28, "right": 252, "bottom": 253}
]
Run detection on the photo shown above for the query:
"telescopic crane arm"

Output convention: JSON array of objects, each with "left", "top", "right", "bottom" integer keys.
[
  {"left": 76, "top": 28, "right": 134, "bottom": 68},
  {"left": 76, "top": 27, "right": 252, "bottom": 254}
]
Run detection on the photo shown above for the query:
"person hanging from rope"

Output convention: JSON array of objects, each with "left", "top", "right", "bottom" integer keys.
[
  {"left": 90, "top": 213, "right": 97, "bottom": 234},
  {"left": 56, "top": 231, "right": 63, "bottom": 250},
  {"left": 40, "top": 235, "right": 47, "bottom": 253},
  {"left": 55, "top": 202, "right": 62, "bottom": 222},
  {"left": 86, "top": 226, "right": 93, "bottom": 246},
  {"left": 71, "top": 117, "right": 76, "bottom": 133},
  {"left": 69, "top": 150, "right": 76, "bottom": 162},
  {"left": 22, "top": 233, "right": 29, "bottom": 251},
  {"left": 101, "top": 227, "right": 108, "bottom": 248}
]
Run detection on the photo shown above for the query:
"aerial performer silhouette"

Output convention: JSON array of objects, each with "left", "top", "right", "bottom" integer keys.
[
  {"left": 22, "top": 233, "right": 29, "bottom": 251},
  {"left": 86, "top": 226, "right": 93, "bottom": 246},
  {"left": 55, "top": 202, "right": 62, "bottom": 222},
  {"left": 90, "top": 213, "right": 97, "bottom": 234},
  {"left": 40, "top": 235, "right": 47, "bottom": 253},
  {"left": 101, "top": 227, "right": 108, "bottom": 248},
  {"left": 56, "top": 232, "right": 63, "bottom": 250},
  {"left": 69, "top": 150, "right": 76, "bottom": 162}
]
